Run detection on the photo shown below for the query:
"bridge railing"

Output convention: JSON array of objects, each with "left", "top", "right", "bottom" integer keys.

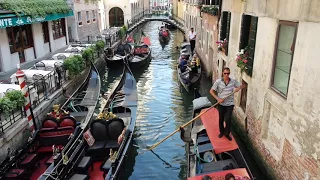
[
  {"left": 127, "top": 10, "right": 152, "bottom": 30},
  {"left": 171, "top": 14, "right": 185, "bottom": 28}
]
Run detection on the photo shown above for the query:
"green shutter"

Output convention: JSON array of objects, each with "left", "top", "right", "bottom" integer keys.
[
  {"left": 225, "top": 12, "right": 231, "bottom": 55},
  {"left": 219, "top": 11, "right": 228, "bottom": 40},
  {"left": 247, "top": 16, "right": 258, "bottom": 76},
  {"left": 239, "top": 14, "right": 251, "bottom": 51}
]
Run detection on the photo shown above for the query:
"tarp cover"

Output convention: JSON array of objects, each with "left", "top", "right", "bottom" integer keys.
[
  {"left": 141, "top": 37, "right": 151, "bottom": 46},
  {"left": 200, "top": 108, "right": 239, "bottom": 154},
  {"left": 188, "top": 168, "right": 250, "bottom": 180}
]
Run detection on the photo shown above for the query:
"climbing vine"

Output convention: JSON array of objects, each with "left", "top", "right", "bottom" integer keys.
[{"left": 0, "top": 0, "right": 71, "bottom": 17}]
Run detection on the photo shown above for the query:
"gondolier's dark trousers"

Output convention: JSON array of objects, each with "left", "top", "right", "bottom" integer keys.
[
  {"left": 190, "top": 40, "right": 196, "bottom": 54},
  {"left": 218, "top": 105, "right": 234, "bottom": 136}
]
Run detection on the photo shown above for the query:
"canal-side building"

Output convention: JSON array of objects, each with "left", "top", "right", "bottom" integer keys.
[
  {"left": 0, "top": 4, "right": 73, "bottom": 73},
  {"left": 213, "top": 0, "right": 320, "bottom": 179},
  {"left": 102, "top": 0, "right": 147, "bottom": 29},
  {"left": 67, "top": 0, "right": 100, "bottom": 41},
  {"left": 171, "top": 0, "right": 185, "bottom": 26}
]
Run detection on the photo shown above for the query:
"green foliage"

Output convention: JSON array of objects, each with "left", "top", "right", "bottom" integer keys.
[
  {"left": 118, "top": 25, "right": 128, "bottom": 39},
  {"left": 0, "top": 0, "right": 71, "bottom": 17},
  {"left": 0, "top": 97, "right": 15, "bottom": 117},
  {"left": 82, "top": 48, "right": 95, "bottom": 64},
  {"left": 236, "top": 46, "right": 252, "bottom": 76},
  {"left": 95, "top": 40, "right": 105, "bottom": 52},
  {"left": 5, "top": 90, "right": 25, "bottom": 108},
  {"left": 63, "top": 55, "right": 85, "bottom": 77},
  {"left": 201, "top": 5, "right": 219, "bottom": 16}
]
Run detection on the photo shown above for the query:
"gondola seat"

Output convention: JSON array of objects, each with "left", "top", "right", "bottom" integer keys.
[
  {"left": 76, "top": 156, "right": 93, "bottom": 174},
  {"left": 86, "top": 119, "right": 125, "bottom": 159},
  {"left": 68, "top": 174, "right": 89, "bottom": 180},
  {"left": 19, "top": 153, "right": 39, "bottom": 168},
  {"left": 4, "top": 168, "right": 26, "bottom": 179},
  {"left": 37, "top": 126, "right": 74, "bottom": 153}
]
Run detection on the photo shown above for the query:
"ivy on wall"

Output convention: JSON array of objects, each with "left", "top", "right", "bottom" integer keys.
[{"left": 0, "top": 0, "right": 71, "bottom": 17}]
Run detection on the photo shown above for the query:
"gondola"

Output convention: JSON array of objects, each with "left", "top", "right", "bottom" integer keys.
[
  {"left": 0, "top": 63, "right": 101, "bottom": 180},
  {"left": 39, "top": 61, "right": 137, "bottom": 180},
  {"left": 180, "top": 89, "right": 254, "bottom": 180},
  {"left": 104, "top": 43, "right": 134, "bottom": 67},
  {"left": 129, "top": 35, "right": 151, "bottom": 68},
  {"left": 177, "top": 43, "right": 201, "bottom": 92},
  {"left": 158, "top": 25, "right": 170, "bottom": 43}
]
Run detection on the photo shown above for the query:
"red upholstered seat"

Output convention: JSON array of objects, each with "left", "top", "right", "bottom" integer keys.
[
  {"left": 42, "top": 118, "right": 59, "bottom": 128},
  {"left": 5, "top": 168, "right": 26, "bottom": 178},
  {"left": 59, "top": 117, "right": 76, "bottom": 127},
  {"left": 19, "top": 153, "right": 38, "bottom": 168}
]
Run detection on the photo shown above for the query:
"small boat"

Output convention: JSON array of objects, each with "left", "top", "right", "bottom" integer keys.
[
  {"left": 40, "top": 63, "right": 138, "bottom": 180},
  {"left": 181, "top": 89, "right": 254, "bottom": 180},
  {"left": 177, "top": 43, "right": 201, "bottom": 92},
  {"left": 159, "top": 25, "right": 170, "bottom": 43},
  {"left": 164, "top": 23, "right": 176, "bottom": 30},
  {"left": 105, "top": 43, "right": 134, "bottom": 67},
  {"left": 130, "top": 36, "right": 151, "bottom": 68},
  {"left": 0, "top": 64, "right": 101, "bottom": 180}
]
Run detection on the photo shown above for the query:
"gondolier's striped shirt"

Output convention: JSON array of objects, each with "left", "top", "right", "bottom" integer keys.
[{"left": 211, "top": 78, "right": 241, "bottom": 106}]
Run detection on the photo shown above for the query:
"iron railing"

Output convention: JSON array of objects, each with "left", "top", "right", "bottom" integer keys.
[{"left": 0, "top": 108, "right": 24, "bottom": 134}]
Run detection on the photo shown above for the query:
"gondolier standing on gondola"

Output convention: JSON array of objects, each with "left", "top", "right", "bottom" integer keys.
[
  {"left": 210, "top": 67, "right": 246, "bottom": 141},
  {"left": 188, "top": 28, "right": 196, "bottom": 55}
]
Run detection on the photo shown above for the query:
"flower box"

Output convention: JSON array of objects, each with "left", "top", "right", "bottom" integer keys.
[
  {"left": 201, "top": 5, "right": 219, "bottom": 16},
  {"left": 236, "top": 47, "right": 252, "bottom": 76}
]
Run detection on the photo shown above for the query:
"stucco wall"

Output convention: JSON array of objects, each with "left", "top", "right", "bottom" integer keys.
[{"left": 219, "top": 1, "right": 320, "bottom": 179}]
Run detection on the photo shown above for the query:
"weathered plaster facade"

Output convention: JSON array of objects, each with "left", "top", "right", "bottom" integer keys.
[
  {"left": 67, "top": 0, "right": 100, "bottom": 41},
  {"left": 179, "top": 0, "right": 320, "bottom": 179},
  {"left": 221, "top": 0, "right": 320, "bottom": 179}
]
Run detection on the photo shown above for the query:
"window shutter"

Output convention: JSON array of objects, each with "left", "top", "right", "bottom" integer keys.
[
  {"left": 219, "top": 11, "right": 228, "bottom": 41},
  {"left": 225, "top": 12, "right": 231, "bottom": 55},
  {"left": 239, "top": 14, "right": 251, "bottom": 51},
  {"left": 247, "top": 16, "right": 258, "bottom": 76}
]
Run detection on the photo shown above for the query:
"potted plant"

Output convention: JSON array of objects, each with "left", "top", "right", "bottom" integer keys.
[
  {"left": 5, "top": 90, "right": 25, "bottom": 109},
  {"left": 216, "top": 38, "right": 228, "bottom": 53},
  {"left": 236, "top": 46, "right": 252, "bottom": 75},
  {"left": 63, "top": 55, "right": 85, "bottom": 78},
  {"left": 0, "top": 97, "right": 14, "bottom": 118}
]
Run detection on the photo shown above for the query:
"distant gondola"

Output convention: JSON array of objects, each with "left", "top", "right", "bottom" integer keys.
[
  {"left": 130, "top": 35, "right": 151, "bottom": 68},
  {"left": 177, "top": 42, "right": 201, "bottom": 91},
  {"left": 180, "top": 89, "right": 254, "bottom": 180},
  {"left": 105, "top": 43, "right": 134, "bottom": 67},
  {"left": 159, "top": 25, "right": 170, "bottom": 43}
]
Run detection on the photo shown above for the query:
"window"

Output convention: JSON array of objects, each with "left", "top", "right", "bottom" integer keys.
[
  {"left": 219, "top": 11, "right": 231, "bottom": 55},
  {"left": 42, "top": 22, "right": 49, "bottom": 43},
  {"left": 271, "top": 21, "right": 297, "bottom": 97},
  {"left": 240, "top": 80, "right": 248, "bottom": 111},
  {"left": 86, "top": 11, "right": 90, "bottom": 23},
  {"left": 78, "top": 12, "right": 82, "bottom": 26},
  {"left": 239, "top": 14, "right": 258, "bottom": 76},
  {"left": 52, "top": 18, "right": 66, "bottom": 40},
  {"left": 92, "top": 10, "right": 96, "bottom": 22},
  {"left": 6, "top": 24, "right": 33, "bottom": 54}
]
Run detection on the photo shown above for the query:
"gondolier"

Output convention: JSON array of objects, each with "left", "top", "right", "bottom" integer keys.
[
  {"left": 209, "top": 67, "right": 246, "bottom": 141},
  {"left": 188, "top": 28, "right": 196, "bottom": 55}
]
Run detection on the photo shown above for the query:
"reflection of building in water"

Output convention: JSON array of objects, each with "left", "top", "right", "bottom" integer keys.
[{"left": 0, "top": 4, "right": 72, "bottom": 73}]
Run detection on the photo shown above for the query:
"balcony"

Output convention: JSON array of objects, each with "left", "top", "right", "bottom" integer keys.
[{"left": 185, "top": 0, "right": 220, "bottom": 6}]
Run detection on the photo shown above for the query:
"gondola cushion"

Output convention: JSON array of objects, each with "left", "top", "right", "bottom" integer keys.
[
  {"left": 38, "top": 127, "right": 74, "bottom": 148},
  {"left": 19, "top": 153, "right": 38, "bottom": 168},
  {"left": 5, "top": 168, "right": 26, "bottom": 178},
  {"left": 108, "top": 118, "right": 125, "bottom": 140},
  {"left": 68, "top": 174, "right": 89, "bottom": 180},
  {"left": 59, "top": 117, "right": 77, "bottom": 127},
  {"left": 42, "top": 118, "right": 59, "bottom": 128},
  {"left": 192, "top": 97, "right": 212, "bottom": 111}
]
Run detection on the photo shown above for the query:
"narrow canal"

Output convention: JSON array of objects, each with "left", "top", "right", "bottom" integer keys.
[{"left": 102, "top": 21, "right": 266, "bottom": 180}]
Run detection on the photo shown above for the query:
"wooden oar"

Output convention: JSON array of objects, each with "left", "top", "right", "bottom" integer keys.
[{"left": 147, "top": 92, "right": 235, "bottom": 151}]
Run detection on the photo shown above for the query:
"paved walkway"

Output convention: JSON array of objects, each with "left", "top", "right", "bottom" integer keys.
[{"left": 0, "top": 46, "right": 68, "bottom": 82}]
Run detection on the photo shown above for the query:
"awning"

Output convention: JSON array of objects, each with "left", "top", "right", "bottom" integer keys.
[
  {"left": 188, "top": 168, "right": 250, "bottom": 180},
  {"left": 200, "top": 108, "right": 239, "bottom": 154},
  {"left": 0, "top": 11, "right": 74, "bottom": 28}
]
